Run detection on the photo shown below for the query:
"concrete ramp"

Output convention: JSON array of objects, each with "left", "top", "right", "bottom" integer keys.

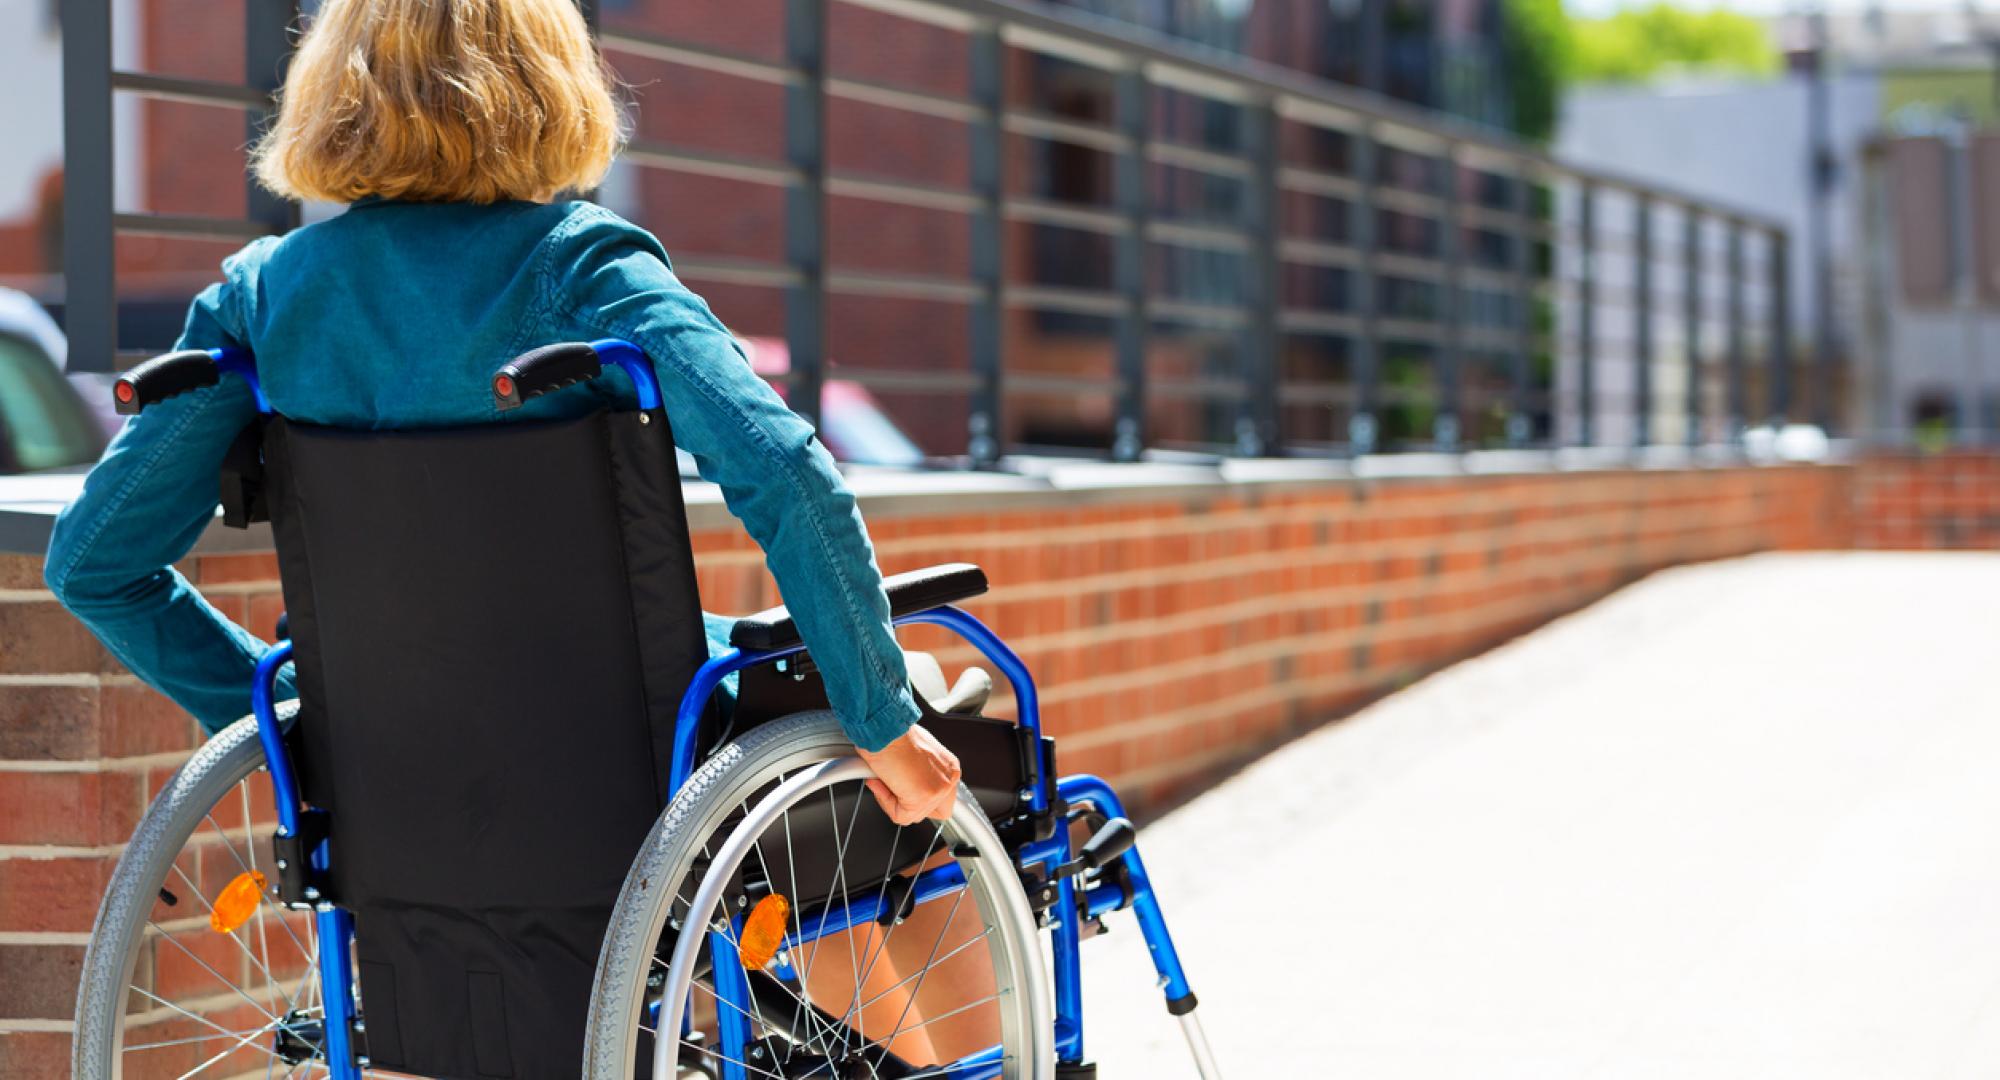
[{"left": 1084, "top": 552, "right": 2000, "bottom": 1078}]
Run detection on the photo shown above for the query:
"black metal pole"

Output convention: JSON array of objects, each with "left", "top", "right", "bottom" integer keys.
[
  {"left": 1770, "top": 228, "right": 1793, "bottom": 425},
  {"left": 1111, "top": 67, "right": 1150, "bottom": 461},
  {"left": 783, "top": 0, "right": 828, "bottom": 430},
  {"left": 62, "top": 0, "right": 117, "bottom": 373},
  {"left": 968, "top": 26, "right": 1005, "bottom": 467},
  {"left": 1436, "top": 143, "right": 1463, "bottom": 451},
  {"left": 1576, "top": 181, "right": 1596, "bottom": 447},
  {"left": 1352, "top": 122, "right": 1381, "bottom": 454},
  {"left": 1683, "top": 208, "right": 1701, "bottom": 446},
  {"left": 1726, "top": 219, "right": 1747, "bottom": 443},
  {"left": 247, "top": 0, "right": 301, "bottom": 238},
  {"left": 1508, "top": 163, "right": 1535, "bottom": 448},
  {"left": 1240, "top": 96, "right": 1282, "bottom": 457},
  {"left": 1634, "top": 193, "right": 1654, "bottom": 447}
]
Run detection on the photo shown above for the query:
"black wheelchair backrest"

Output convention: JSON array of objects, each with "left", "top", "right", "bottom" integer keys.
[{"left": 263, "top": 405, "right": 710, "bottom": 1077}]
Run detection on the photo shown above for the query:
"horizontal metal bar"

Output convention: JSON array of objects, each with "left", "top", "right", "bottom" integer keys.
[
  {"left": 110, "top": 71, "right": 267, "bottom": 109},
  {"left": 1004, "top": 372, "right": 1126, "bottom": 394},
  {"left": 1000, "top": 22, "right": 1133, "bottom": 70},
  {"left": 1376, "top": 251, "right": 1448, "bottom": 281},
  {"left": 1149, "top": 141, "right": 1251, "bottom": 178},
  {"left": 1150, "top": 299, "right": 1249, "bottom": 326},
  {"left": 827, "top": 173, "right": 982, "bottom": 214},
  {"left": 671, "top": 255, "right": 804, "bottom": 288},
  {"left": 1377, "top": 317, "right": 1445, "bottom": 342},
  {"left": 1002, "top": 284, "right": 1128, "bottom": 317},
  {"left": 900, "top": 0, "right": 1788, "bottom": 230},
  {"left": 1005, "top": 198, "right": 1127, "bottom": 235},
  {"left": 831, "top": 367, "right": 982, "bottom": 392},
  {"left": 1277, "top": 381, "right": 1358, "bottom": 404},
  {"left": 112, "top": 212, "right": 275, "bottom": 242},
  {"left": 1279, "top": 309, "right": 1363, "bottom": 335},
  {"left": 1004, "top": 111, "right": 1132, "bottom": 154},
  {"left": 1275, "top": 95, "right": 1363, "bottom": 133},
  {"left": 827, "top": 75, "right": 987, "bottom": 122},
  {"left": 1153, "top": 376, "right": 1249, "bottom": 399},
  {"left": 598, "top": 28, "right": 802, "bottom": 87},
  {"left": 1146, "top": 218, "right": 1252, "bottom": 253},
  {"left": 1279, "top": 237, "right": 1361, "bottom": 269},
  {"left": 1375, "top": 187, "right": 1447, "bottom": 218},
  {"left": 622, "top": 139, "right": 803, "bottom": 187},
  {"left": 1458, "top": 203, "right": 1530, "bottom": 232},
  {"left": 836, "top": 0, "right": 984, "bottom": 32},
  {"left": 828, "top": 267, "right": 983, "bottom": 301},
  {"left": 1145, "top": 60, "right": 1258, "bottom": 105},
  {"left": 1278, "top": 166, "right": 1362, "bottom": 201}
]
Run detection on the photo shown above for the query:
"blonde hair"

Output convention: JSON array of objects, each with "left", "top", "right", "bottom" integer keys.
[{"left": 253, "top": 0, "right": 623, "bottom": 205}]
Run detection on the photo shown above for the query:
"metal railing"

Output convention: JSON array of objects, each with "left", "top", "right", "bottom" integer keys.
[{"left": 61, "top": 0, "right": 1809, "bottom": 463}]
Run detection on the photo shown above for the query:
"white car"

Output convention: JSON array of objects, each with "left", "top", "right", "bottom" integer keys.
[{"left": 0, "top": 289, "right": 108, "bottom": 475}]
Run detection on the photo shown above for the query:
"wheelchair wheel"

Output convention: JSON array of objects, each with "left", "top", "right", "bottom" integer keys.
[
  {"left": 586, "top": 711, "right": 1055, "bottom": 1079},
  {"left": 73, "top": 711, "right": 356, "bottom": 1080}
]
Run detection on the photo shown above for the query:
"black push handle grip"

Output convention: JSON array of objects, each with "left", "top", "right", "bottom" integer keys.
[
  {"left": 492, "top": 342, "right": 602, "bottom": 411},
  {"left": 113, "top": 350, "right": 221, "bottom": 416}
]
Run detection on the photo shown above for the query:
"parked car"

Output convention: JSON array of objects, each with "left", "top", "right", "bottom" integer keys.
[
  {"left": 0, "top": 289, "right": 109, "bottom": 475},
  {"left": 737, "top": 336, "right": 926, "bottom": 468}
]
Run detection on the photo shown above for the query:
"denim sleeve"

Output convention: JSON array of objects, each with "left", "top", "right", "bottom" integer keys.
[
  {"left": 548, "top": 206, "right": 919, "bottom": 752},
  {"left": 43, "top": 276, "right": 280, "bottom": 734}
]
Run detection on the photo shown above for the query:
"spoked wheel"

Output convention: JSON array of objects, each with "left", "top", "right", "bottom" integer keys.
[
  {"left": 71, "top": 712, "right": 373, "bottom": 1080},
  {"left": 586, "top": 711, "right": 1055, "bottom": 1079}
]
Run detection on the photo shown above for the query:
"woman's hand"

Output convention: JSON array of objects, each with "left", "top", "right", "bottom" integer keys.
[{"left": 857, "top": 725, "right": 962, "bottom": 825}]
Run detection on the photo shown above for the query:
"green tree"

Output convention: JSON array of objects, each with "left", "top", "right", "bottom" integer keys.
[
  {"left": 1569, "top": 4, "right": 1780, "bottom": 84},
  {"left": 1503, "top": 0, "right": 1574, "bottom": 142}
]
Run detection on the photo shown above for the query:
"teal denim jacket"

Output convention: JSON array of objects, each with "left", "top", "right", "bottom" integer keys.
[{"left": 43, "top": 199, "right": 919, "bottom": 751}]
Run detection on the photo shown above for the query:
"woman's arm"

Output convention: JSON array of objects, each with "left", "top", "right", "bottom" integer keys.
[
  {"left": 44, "top": 277, "right": 280, "bottom": 734},
  {"left": 549, "top": 206, "right": 923, "bottom": 753}
]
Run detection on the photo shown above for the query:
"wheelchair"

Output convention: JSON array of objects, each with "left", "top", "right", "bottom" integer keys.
[{"left": 71, "top": 340, "right": 1220, "bottom": 1080}]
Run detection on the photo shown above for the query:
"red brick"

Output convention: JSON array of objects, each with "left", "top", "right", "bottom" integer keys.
[
  {"left": 0, "top": 685, "right": 101, "bottom": 760},
  {"left": 0, "top": 1029, "right": 68, "bottom": 1080},
  {"left": 0, "top": 942, "right": 83, "bottom": 1019},
  {"left": 0, "top": 601, "right": 115, "bottom": 675},
  {"left": 0, "top": 854, "right": 115, "bottom": 933}
]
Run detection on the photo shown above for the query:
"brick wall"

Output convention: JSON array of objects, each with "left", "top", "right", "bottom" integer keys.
[
  {"left": 0, "top": 452, "right": 1988, "bottom": 1065},
  {"left": 1852, "top": 451, "right": 2000, "bottom": 550}
]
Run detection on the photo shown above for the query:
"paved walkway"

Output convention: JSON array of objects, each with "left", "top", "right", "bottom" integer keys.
[{"left": 1081, "top": 552, "right": 2000, "bottom": 1079}]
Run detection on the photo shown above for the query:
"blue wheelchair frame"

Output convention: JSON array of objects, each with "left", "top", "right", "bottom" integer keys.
[{"left": 210, "top": 341, "right": 1196, "bottom": 1079}]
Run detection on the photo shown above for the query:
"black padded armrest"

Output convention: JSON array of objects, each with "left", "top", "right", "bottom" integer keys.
[{"left": 729, "top": 562, "right": 988, "bottom": 651}]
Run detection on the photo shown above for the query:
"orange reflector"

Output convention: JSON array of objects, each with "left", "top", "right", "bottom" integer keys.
[
  {"left": 209, "top": 871, "right": 267, "bottom": 934},
  {"left": 494, "top": 374, "right": 516, "bottom": 399},
  {"left": 739, "top": 893, "right": 790, "bottom": 971}
]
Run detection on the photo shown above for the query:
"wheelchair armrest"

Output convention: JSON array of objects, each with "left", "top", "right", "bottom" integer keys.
[{"left": 729, "top": 562, "right": 989, "bottom": 652}]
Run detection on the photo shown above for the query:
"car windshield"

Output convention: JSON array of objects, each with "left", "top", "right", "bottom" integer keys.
[{"left": 0, "top": 333, "right": 107, "bottom": 473}]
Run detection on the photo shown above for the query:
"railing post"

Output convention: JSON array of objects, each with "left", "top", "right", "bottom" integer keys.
[
  {"left": 1682, "top": 208, "right": 1702, "bottom": 446},
  {"left": 1436, "top": 142, "right": 1463, "bottom": 451},
  {"left": 1576, "top": 180, "right": 1596, "bottom": 447},
  {"left": 246, "top": 0, "right": 301, "bottom": 239},
  {"left": 1239, "top": 94, "right": 1281, "bottom": 457},
  {"left": 1634, "top": 193, "right": 1654, "bottom": 448},
  {"left": 1351, "top": 122, "right": 1381, "bottom": 454},
  {"left": 1111, "top": 66, "right": 1150, "bottom": 462},
  {"left": 783, "top": 0, "right": 829, "bottom": 430},
  {"left": 62, "top": 0, "right": 116, "bottom": 373},
  {"left": 1726, "top": 219, "right": 1747, "bottom": 444},
  {"left": 1507, "top": 162, "right": 1535, "bottom": 448},
  {"left": 1769, "top": 227, "right": 1793, "bottom": 426},
  {"left": 967, "top": 24, "right": 1005, "bottom": 467}
]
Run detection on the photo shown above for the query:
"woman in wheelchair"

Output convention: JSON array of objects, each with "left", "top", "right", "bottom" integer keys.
[{"left": 51, "top": 2, "right": 1214, "bottom": 1078}]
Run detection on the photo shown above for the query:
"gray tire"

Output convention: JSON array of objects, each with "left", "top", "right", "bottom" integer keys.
[
  {"left": 583, "top": 711, "right": 1055, "bottom": 1078},
  {"left": 73, "top": 712, "right": 297, "bottom": 1080}
]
